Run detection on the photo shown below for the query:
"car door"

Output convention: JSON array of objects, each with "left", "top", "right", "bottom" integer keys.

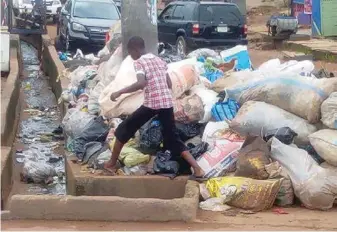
[{"left": 157, "top": 4, "right": 176, "bottom": 44}]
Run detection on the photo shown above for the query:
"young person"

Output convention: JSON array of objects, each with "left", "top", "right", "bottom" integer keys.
[{"left": 104, "top": 36, "right": 205, "bottom": 179}]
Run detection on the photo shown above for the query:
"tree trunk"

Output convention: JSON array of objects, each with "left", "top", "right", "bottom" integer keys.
[{"left": 121, "top": 0, "right": 158, "bottom": 58}]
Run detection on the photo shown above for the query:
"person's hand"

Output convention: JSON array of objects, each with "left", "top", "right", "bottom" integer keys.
[{"left": 110, "top": 91, "right": 121, "bottom": 101}]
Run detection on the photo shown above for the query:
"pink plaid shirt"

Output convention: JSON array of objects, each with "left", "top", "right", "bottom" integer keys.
[{"left": 134, "top": 53, "right": 173, "bottom": 110}]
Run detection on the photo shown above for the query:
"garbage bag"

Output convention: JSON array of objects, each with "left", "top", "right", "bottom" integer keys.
[
  {"left": 99, "top": 57, "right": 199, "bottom": 118},
  {"left": 21, "top": 160, "right": 57, "bottom": 184},
  {"left": 175, "top": 123, "right": 201, "bottom": 142},
  {"left": 139, "top": 118, "right": 163, "bottom": 152},
  {"left": 309, "top": 129, "right": 337, "bottom": 167},
  {"left": 211, "top": 98, "right": 240, "bottom": 122},
  {"left": 158, "top": 43, "right": 183, "bottom": 64},
  {"left": 235, "top": 136, "right": 271, "bottom": 180},
  {"left": 197, "top": 129, "right": 245, "bottom": 178},
  {"left": 153, "top": 150, "right": 179, "bottom": 175},
  {"left": 199, "top": 198, "right": 231, "bottom": 212},
  {"left": 187, "top": 48, "right": 219, "bottom": 59},
  {"left": 68, "top": 65, "right": 98, "bottom": 88},
  {"left": 270, "top": 137, "right": 337, "bottom": 210},
  {"left": 73, "top": 116, "right": 110, "bottom": 160},
  {"left": 123, "top": 164, "right": 148, "bottom": 176},
  {"left": 62, "top": 108, "right": 95, "bottom": 138},
  {"left": 206, "top": 177, "right": 282, "bottom": 212},
  {"left": 173, "top": 94, "right": 205, "bottom": 123},
  {"left": 220, "top": 45, "right": 252, "bottom": 71},
  {"left": 226, "top": 74, "right": 337, "bottom": 123},
  {"left": 119, "top": 147, "right": 150, "bottom": 168},
  {"left": 263, "top": 127, "right": 298, "bottom": 145},
  {"left": 230, "top": 101, "right": 317, "bottom": 145},
  {"left": 190, "top": 85, "right": 219, "bottom": 123},
  {"left": 188, "top": 142, "right": 209, "bottom": 160},
  {"left": 321, "top": 92, "right": 337, "bottom": 129}
]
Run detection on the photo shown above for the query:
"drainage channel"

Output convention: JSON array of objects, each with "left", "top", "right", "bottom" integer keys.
[{"left": 9, "top": 41, "right": 66, "bottom": 199}]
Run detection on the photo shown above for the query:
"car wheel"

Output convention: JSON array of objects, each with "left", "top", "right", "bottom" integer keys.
[{"left": 176, "top": 36, "right": 187, "bottom": 57}]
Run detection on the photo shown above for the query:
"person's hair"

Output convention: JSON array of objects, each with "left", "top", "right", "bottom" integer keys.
[{"left": 127, "top": 36, "right": 145, "bottom": 50}]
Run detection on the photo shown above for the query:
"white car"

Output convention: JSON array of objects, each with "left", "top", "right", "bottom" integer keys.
[{"left": 13, "top": 0, "right": 62, "bottom": 22}]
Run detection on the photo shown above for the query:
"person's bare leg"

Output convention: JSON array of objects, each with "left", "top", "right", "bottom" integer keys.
[
  {"left": 181, "top": 151, "right": 204, "bottom": 177},
  {"left": 104, "top": 139, "right": 124, "bottom": 174}
]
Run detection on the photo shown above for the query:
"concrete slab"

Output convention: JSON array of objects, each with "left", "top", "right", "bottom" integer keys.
[
  {"left": 1, "top": 147, "right": 13, "bottom": 210},
  {"left": 8, "top": 180, "right": 199, "bottom": 222}
]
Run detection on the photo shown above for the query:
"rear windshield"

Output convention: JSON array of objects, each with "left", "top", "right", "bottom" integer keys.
[
  {"left": 199, "top": 4, "right": 242, "bottom": 25},
  {"left": 74, "top": 1, "right": 120, "bottom": 20}
]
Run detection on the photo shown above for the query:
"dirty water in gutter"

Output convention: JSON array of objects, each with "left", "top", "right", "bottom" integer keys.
[{"left": 13, "top": 41, "right": 66, "bottom": 195}]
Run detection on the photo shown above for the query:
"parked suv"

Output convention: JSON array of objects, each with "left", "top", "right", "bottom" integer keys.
[
  {"left": 157, "top": 0, "right": 248, "bottom": 55},
  {"left": 58, "top": 0, "right": 120, "bottom": 50}
]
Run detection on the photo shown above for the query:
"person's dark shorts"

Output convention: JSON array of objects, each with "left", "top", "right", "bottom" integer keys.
[{"left": 114, "top": 105, "right": 186, "bottom": 156}]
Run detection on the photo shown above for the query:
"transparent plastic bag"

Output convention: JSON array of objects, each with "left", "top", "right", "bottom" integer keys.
[
  {"left": 62, "top": 109, "right": 95, "bottom": 138},
  {"left": 22, "top": 160, "right": 57, "bottom": 184}
]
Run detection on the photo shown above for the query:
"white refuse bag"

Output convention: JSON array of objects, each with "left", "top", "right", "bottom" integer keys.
[{"left": 321, "top": 92, "right": 337, "bottom": 129}]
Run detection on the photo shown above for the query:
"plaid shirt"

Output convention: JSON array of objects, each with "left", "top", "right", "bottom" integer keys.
[{"left": 134, "top": 53, "right": 173, "bottom": 109}]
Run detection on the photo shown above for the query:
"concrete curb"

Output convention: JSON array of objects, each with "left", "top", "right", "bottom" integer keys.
[
  {"left": 7, "top": 180, "right": 199, "bottom": 222},
  {"left": 1, "top": 35, "right": 21, "bottom": 146},
  {"left": 1, "top": 147, "right": 13, "bottom": 210}
]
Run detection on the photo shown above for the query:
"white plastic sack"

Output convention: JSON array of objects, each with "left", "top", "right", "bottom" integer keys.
[
  {"left": 321, "top": 92, "right": 337, "bottom": 129},
  {"left": 226, "top": 75, "right": 337, "bottom": 123},
  {"left": 99, "top": 57, "right": 200, "bottom": 118},
  {"left": 187, "top": 48, "right": 219, "bottom": 59},
  {"left": 271, "top": 138, "right": 337, "bottom": 210},
  {"left": 190, "top": 84, "right": 219, "bottom": 123},
  {"left": 88, "top": 46, "right": 123, "bottom": 115},
  {"left": 309, "top": 129, "right": 337, "bottom": 167},
  {"left": 22, "top": 160, "right": 57, "bottom": 184},
  {"left": 230, "top": 101, "right": 317, "bottom": 145},
  {"left": 68, "top": 65, "right": 98, "bottom": 87},
  {"left": 258, "top": 59, "right": 281, "bottom": 72}
]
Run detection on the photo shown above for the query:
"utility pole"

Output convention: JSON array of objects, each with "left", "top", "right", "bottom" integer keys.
[{"left": 121, "top": 0, "right": 158, "bottom": 58}]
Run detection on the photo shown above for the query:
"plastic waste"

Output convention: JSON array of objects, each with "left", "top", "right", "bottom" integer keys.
[
  {"left": 198, "top": 129, "right": 245, "bottom": 178},
  {"left": 139, "top": 118, "right": 163, "bottom": 152},
  {"left": 153, "top": 150, "right": 180, "bottom": 175},
  {"left": 211, "top": 98, "right": 240, "bottom": 122},
  {"left": 230, "top": 101, "right": 317, "bottom": 145},
  {"left": 206, "top": 176, "right": 282, "bottom": 212},
  {"left": 118, "top": 144, "right": 151, "bottom": 168},
  {"left": 320, "top": 92, "right": 337, "bottom": 129},
  {"left": 298, "top": 144, "right": 325, "bottom": 164},
  {"left": 201, "top": 121, "right": 229, "bottom": 146},
  {"left": 175, "top": 123, "right": 201, "bottom": 142},
  {"left": 173, "top": 94, "right": 205, "bottom": 123},
  {"left": 187, "top": 48, "right": 219, "bottom": 59},
  {"left": 270, "top": 138, "right": 337, "bottom": 210},
  {"left": 199, "top": 198, "right": 232, "bottom": 212},
  {"left": 309, "top": 129, "right": 337, "bottom": 167},
  {"left": 263, "top": 127, "right": 298, "bottom": 145},
  {"left": 187, "top": 142, "right": 209, "bottom": 160},
  {"left": 220, "top": 45, "right": 252, "bottom": 71},
  {"left": 62, "top": 109, "right": 95, "bottom": 138},
  {"left": 21, "top": 160, "right": 57, "bottom": 184}
]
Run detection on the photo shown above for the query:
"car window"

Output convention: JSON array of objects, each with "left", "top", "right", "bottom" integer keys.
[
  {"left": 160, "top": 5, "right": 175, "bottom": 20},
  {"left": 65, "top": 0, "right": 72, "bottom": 12},
  {"left": 172, "top": 5, "right": 184, "bottom": 20},
  {"left": 199, "top": 4, "right": 242, "bottom": 25},
  {"left": 73, "top": 1, "right": 120, "bottom": 19}
]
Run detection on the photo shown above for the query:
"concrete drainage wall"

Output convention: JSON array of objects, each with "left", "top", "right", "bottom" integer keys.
[{"left": 2, "top": 34, "right": 200, "bottom": 222}]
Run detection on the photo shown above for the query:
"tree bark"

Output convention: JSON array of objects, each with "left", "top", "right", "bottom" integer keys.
[{"left": 121, "top": 0, "right": 158, "bottom": 58}]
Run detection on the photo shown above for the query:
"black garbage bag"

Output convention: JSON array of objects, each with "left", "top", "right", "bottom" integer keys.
[
  {"left": 298, "top": 144, "right": 325, "bottom": 164},
  {"left": 175, "top": 123, "right": 201, "bottom": 142},
  {"left": 263, "top": 127, "right": 298, "bottom": 145},
  {"left": 187, "top": 142, "right": 209, "bottom": 160},
  {"left": 139, "top": 118, "right": 163, "bottom": 152},
  {"left": 158, "top": 42, "right": 183, "bottom": 64},
  {"left": 153, "top": 150, "right": 180, "bottom": 178},
  {"left": 73, "top": 116, "right": 109, "bottom": 160}
]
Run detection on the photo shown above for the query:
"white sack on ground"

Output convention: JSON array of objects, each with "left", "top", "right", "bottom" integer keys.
[
  {"left": 321, "top": 92, "right": 337, "bottom": 129},
  {"left": 88, "top": 46, "right": 123, "bottom": 115},
  {"left": 99, "top": 57, "right": 200, "bottom": 118},
  {"left": 230, "top": 101, "right": 317, "bottom": 145},
  {"left": 190, "top": 85, "right": 219, "bottom": 123},
  {"left": 226, "top": 75, "right": 337, "bottom": 123},
  {"left": 271, "top": 138, "right": 337, "bottom": 210},
  {"left": 309, "top": 129, "right": 337, "bottom": 167},
  {"left": 68, "top": 65, "right": 98, "bottom": 87}
]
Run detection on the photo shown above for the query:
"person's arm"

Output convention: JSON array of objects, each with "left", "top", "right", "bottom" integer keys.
[
  {"left": 166, "top": 73, "right": 172, "bottom": 89},
  {"left": 110, "top": 60, "right": 146, "bottom": 101}
]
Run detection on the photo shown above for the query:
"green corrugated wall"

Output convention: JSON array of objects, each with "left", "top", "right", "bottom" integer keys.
[{"left": 321, "top": 0, "right": 337, "bottom": 36}]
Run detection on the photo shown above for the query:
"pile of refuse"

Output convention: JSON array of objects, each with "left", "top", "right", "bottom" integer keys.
[{"left": 58, "top": 38, "right": 337, "bottom": 212}]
